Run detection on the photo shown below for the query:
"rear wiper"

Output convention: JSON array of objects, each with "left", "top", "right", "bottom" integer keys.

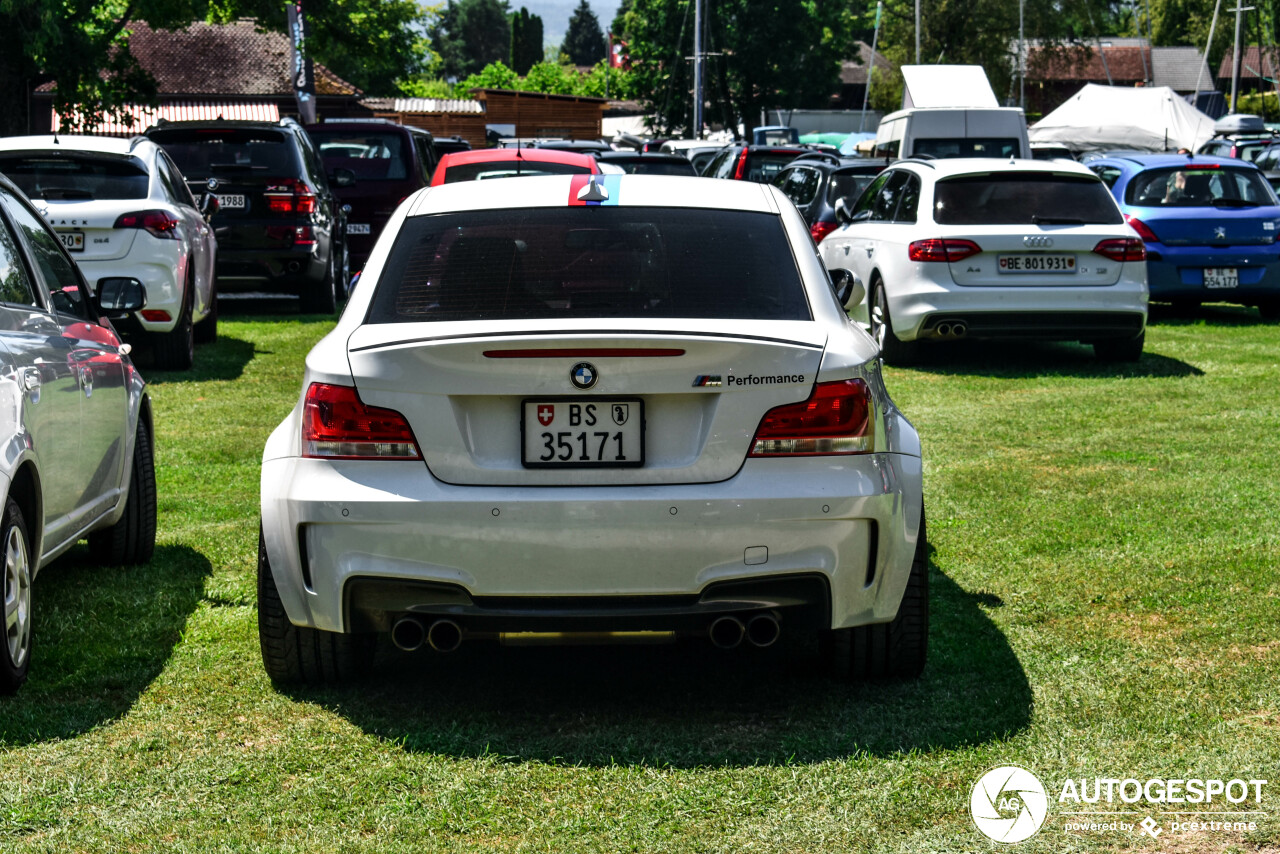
[
  {"left": 38, "top": 187, "right": 94, "bottom": 200},
  {"left": 1031, "top": 215, "right": 1087, "bottom": 224},
  {"left": 1210, "top": 198, "right": 1261, "bottom": 207}
]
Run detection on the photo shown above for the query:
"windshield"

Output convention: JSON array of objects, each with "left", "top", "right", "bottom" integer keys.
[
  {"left": 912, "top": 138, "right": 1021, "bottom": 159},
  {"left": 148, "top": 128, "right": 298, "bottom": 178},
  {"left": 1124, "top": 166, "right": 1276, "bottom": 207},
  {"left": 368, "top": 207, "right": 810, "bottom": 323},
  {"left": 310, "top": 130, "right": 412, "bottom": 181},
  {"left": 0, "top": 154, "right": 150, "bottom": 200},
  {"left": 933, "top": 173, "right": 1123, "bottom": 225}
]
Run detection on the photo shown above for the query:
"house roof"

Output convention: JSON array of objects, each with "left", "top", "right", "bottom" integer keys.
[
  {"left": 360, "top": 97, "right": 484, "bottom": 114},
  {"left": 1216, "top": 46, "right": 1280, "bottom": 80},
  {"left": 1027, "top": 45, "right": 1153, "bottom": 83},
  {"left": 840, "top": 41, "right": 897, "bottom": 86},
  {"left": 1151, "top": 46, "right": 1213, "bottom": 91},
  {"left": 39, "top": 19, "right": 360, "bottom": 97}
]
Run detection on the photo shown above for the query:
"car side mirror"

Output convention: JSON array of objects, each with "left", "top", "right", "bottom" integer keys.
[
  {"left": 829, "top": 268, "right": 865, "bottom": 311},
  {"left": 200, "top": 193, "right": 220, "bottom": 220},
  {"left": 95, "top": 277, "right": 146, "bottom": 316},
  {"left": 330, "top": 167, "right": 356, "bottom": 188},
  {"left": 851, "top": 208, "right": 873, "bottom": 223}
]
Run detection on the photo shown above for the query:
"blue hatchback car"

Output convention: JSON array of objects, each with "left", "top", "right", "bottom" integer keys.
[{"left": 1086, "top": 154, "right": 1280, "bottom": 318}]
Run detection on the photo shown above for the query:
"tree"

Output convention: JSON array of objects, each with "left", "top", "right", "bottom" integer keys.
[
  {"left": 562, "top": 0, "right": 605, "bottom": 66},
  {"left": 431, "top": 0, "right": 513, "bottom": 79},
  {"left": 511, "top": 7, "right": 545, "bottom": 75},
  {"left": 610, "top": 0, "right": 633, "bottom": 41}
]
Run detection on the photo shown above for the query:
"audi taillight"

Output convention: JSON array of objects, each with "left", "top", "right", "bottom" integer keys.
[
  {"left": 113, "top": 209, "right": 180, "bottom": 239},
  {"left": 1093, "top": 238, "right": 1147, "bottom": 262},
  {"left": 810, "top": 220, "right": 839, "bottom": 243},
  {"left": 908, "top": 238, "right": 982, "bottom": 262},
  {"left": 302, "top": 383, "right": 421, "bottom": 460},
  {"left": 265, "top": 179, "right": 318, "bottom": 214},
  {"left": 748, "top": 379, "right": 873, "bottom": 457},
  {"left": 1124, "top": 214, "right": 1160, "bottom": 243}
]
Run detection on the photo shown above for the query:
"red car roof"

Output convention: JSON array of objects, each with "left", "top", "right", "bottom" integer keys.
[{"left": 431, "top": 147, "right": 601, "bottom": 186}]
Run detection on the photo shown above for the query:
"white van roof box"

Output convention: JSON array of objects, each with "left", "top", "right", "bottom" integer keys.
[
  {"left": 1213, "top": 113, "right": 1266, "bottom": 135},
  {"left": 901, "top": 65, "right": 999, "bottom": 109}
]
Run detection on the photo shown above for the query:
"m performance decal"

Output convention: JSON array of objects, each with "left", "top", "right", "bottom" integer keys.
[{"left": 726, "top": 374, "right": 806, "bottom": 386}]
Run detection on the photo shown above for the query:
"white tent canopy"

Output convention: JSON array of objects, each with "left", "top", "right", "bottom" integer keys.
[{"left": 1028, "top": 84, "right": 1216, "bottom": 153}]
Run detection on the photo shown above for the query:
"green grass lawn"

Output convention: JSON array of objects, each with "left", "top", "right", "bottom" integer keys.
[{"left": 2, "top": 305, "right": 1277, "bottom": 853}]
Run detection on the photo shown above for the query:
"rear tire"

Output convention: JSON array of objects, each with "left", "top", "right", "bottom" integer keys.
[
  {"left": 1093, "top": 331, "right": 1144, "bottom": 363},
  {"left": 88, "top": 414, "right": 157, "bottom": 566},
  {"left": 299, "top": 251, "right": 338, "bottom": 315},
  {"left": 823, "top": 510, "right": 928, "bottom": 681},
  {"left": 870, "top": 279, "right": 920, "bottom": 366},
  {"left": 194, "top": 286, "right": 218, "bottom": 344},
  {"left": 1, "top": 498, "right": 33, "bottom": 695},
  {"left": 257, "top": 526, "right": 372, "bottom": 686},
  {"left": 1258, "top": 300, "right": 1280, "bottom": 321},
  {"left": 153, "top": 274, "right": 195, "bottom": 370}
]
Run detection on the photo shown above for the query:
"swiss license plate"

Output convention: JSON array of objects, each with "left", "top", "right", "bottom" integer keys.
[
  {"left": 56, "top": 230, "right": 84, "bottom": 252},
  {"left": 522, "top": 399, "right": 644, "bottom": 468},
  {"left": 1203, "top": 267, "right": 1239, "bottom": 288},
  {"left": 998, "top": 254, "right": 1076, "bottom": 272},
  {"left": 217, "top": 194, "right": 246, "bottom": 209},
  {"left": 346, "top": 222, "right": 371, "bottom": 235}
]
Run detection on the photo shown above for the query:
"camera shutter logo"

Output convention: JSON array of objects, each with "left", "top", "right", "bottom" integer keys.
[{"left": 970, "top": 766, "right": 1049, "bottom": 843}]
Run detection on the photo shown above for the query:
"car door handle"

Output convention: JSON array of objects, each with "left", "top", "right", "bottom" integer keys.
[
  {"left": 865, "top": 245, "right": 875, "bottom": 257},
  {"left": 20, "top": 367, "right": 40, "bottom": 402},
  {"left": 842, "top": 244, "right": 850, "bottom": 255}
]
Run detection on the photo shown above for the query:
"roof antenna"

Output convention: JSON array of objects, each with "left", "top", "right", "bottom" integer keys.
[{"left": 577, "top": 174, "right": 609, "bottom": 202}]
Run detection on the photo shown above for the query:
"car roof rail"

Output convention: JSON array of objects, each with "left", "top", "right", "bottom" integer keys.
[{"left": 895, "top": 157, "right": 937, "bottom": 168}]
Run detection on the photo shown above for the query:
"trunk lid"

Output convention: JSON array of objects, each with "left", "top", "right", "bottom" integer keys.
[
  {"left": 944, "top": 225, "right": 1128, "bottom": 286},
  {"left": 34, "top": 199, "right": 140, "bottom": 261}
]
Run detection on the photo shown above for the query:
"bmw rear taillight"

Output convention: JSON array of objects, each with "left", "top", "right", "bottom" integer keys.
[
  {"left": 1093, "top": 238, "right": 1147, "bottom": 262},
  {"left": 908, "top": 238, "right": 982, "bottom": 262},
  {"left": 113, "top": 209, "right": 180, "bottom": 239},
  {"left": 810, "top": 220, "right": 839, "bottom": 243},
  {"left": 748, "top": 379, "right": 873, "bottom": 456},
  {"left": 1124, "top": 214, "right": 1160, "bottom": 243},
  {"left": 302, "top": 383, "right": 421, "bottom": 460},
  {"left": 265, "top": 179, "right": 318, "bottom": 214}
]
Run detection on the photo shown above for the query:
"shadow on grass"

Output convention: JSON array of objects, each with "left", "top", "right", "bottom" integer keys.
[
  {"left": 217, "top": 294, "right": 341, "bottom": 324},
  {"left": 293, "top": 558, "right": 1032, "bottom": 766},
  {"left": 1147, "top": 302, "right": 1273, "bottom": 328},
  {"left": 133, "top": 335, "right": 257, "bottom": 383},
  {"left": 0, "top": 545, "right": 210, "bottom": 746},
  {"left": 893, "top": 339, "right": 1203, "bottom": 380}
]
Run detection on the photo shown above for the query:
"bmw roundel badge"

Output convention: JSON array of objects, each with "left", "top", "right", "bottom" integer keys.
[
  {"left": 206, "top": 177, "right": 219, "bottom": 191},
  {"left": 570, "top": 362, "right": 597, "bottom": 389}
]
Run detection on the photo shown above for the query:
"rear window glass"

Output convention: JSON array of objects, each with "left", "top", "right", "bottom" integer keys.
[
  {"left": 742, "top": 152, "right": 800, "bottom": 183},
  {"left": 443, "top": 160, "right": 592, "bottom": 182},
  {"left": 912, "top": 138, "right": 1021, "bottom": 159},
  {"left": 0, "top": 154, "right": 149, "bottom": 200},
  {"left": 1124, "top": 166, "right": 1275, "bottom": 207},
  {"left": 148, "top": 128, "right": 298, "bottom": 178},
  {"left": 606, "top": 159, "right": 697, "bottom": 176},
  {"left": 310, "top": 130, "right": 412, "bottom": 181},
  {"left": 827, "top": 171, "right": 878, "bottom": 206},
  {"left": 368, "top": 207, "right": 810, "bottom": 323},
  {"left": 933, "top": 173, "right": 1123, "bottom": 225}
]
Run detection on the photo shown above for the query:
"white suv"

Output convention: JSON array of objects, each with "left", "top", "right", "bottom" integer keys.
[
  {"left": 0, "top": 136, "right": 217, "bottom": 370},
  {"left": 819, "top": 158, "right": 1149, "bottom": 363}
]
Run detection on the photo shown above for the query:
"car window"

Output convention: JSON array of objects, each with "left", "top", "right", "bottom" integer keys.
[
  {"left": 369, "top": 207, "right": 811, "bottom": 323},
  {"left": 159, "top": 152, "right": 198, "bottom": 207},
  {"left": 911, "top": 137, "right": 1021, "bottom": 158},
  {"left": 413, "top": 135, "right": 438, "bottom": 180},
  {"left": 1125, "top": 166, "right": 1274, "bottom": 207},
  {"left": 3, "top": 194, "right": 90, "bottom": 319},
  {"left": 311, "top": 129, "right": 413, "bottom": 182},
  {"left": 827, "top": 170, "right": 877, "bottom": 207},
  {"left": 707, "top": 148, "right": 736, "bottom": 179},
  {"left": 1089, "top": 165, "right": 1123, "bottom": 188},
  {"left": 892, "top": 174, "right": 921, "bottom": 223},
  {"left": 0, "top": 154, "right": 150, "bottom": 201},
  {"left": 149, "top": 128, "right": 301, "bottom": 179},
  {"left": 854, "top": 172, "right": 890, "bottom": 217},
  {"left": 868, "top": 170, "right": 910, "bottom": 221},
  {"left": 0, "top": 209, "right": 39, "bottom": 307},
  {"left": 442, "top": 160, "right": 593, "bottom": 182},
  {"left": 788, "top": 167, "right": 821, "bottom": 206},
  {"left": 933, "top": 173, "right": 1123, "bottom": 224}
]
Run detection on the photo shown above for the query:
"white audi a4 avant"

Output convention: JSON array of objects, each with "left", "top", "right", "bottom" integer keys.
[{"left": 259, "top": 174, "right": 926, "bottom": 685}]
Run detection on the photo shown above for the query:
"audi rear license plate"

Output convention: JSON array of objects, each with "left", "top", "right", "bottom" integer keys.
[
  {"left": 1203, "top": 267, "right": 1239, "bottom": 288},
  {"left": 522, "top": 399, "right": 644, "bottom": 468},
  {"left": 998, "top": 254, "right": 1076, "bottom": 273},
  {"left": 346, "top": 223, "right": 371, "bottom": 235},
  {"left": 56, "top": 230, "right": 84, "bottom": 252}
]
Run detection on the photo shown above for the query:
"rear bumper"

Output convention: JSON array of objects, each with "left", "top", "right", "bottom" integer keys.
[
  {"left": 215, "top": 245, "right": 326, "bottom": 293},
  {"left": 76, "top": 255, "right": 183, "bottom": 334},
  {"left": 1146, "top": 246, "right": 1280, "bottom": 302},
  {"left": 260, "top": 453, "right": 924, "bottom": 636}
]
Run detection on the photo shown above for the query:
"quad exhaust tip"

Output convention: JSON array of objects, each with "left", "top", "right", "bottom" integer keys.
[{"left": 427, "top": 619, "right": 463, "bottom": 652}]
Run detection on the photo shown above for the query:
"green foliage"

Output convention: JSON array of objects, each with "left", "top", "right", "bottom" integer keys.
[
  {"left": 1237, "top": 90, "right": 1280, "bottom": 121},
  {"left": 562, "top": 0, "right": 606, "bottom": 66},
  {"left": 396, "top": 75, "right": 461, "bottom": 99},
  {"left": 610, "top": 0, "right": 633, "bottom": 41},
  {"left": 459, "top": 60, "right": 521, "bottom": 93},
  {"left": 510, "top": 7, "right": 544, "bottom": 76},
  {"left": 431, "top": 0, "right": 513, "bottom": 79},
  {"left": 523, "top": 60, "right": 579, "bottom": 94},
  {"left": 578, "top": 59, "right": 633, "bottom": 99}
]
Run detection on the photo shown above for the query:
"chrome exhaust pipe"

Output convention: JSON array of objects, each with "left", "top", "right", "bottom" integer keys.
[
  {"left": 391, "top": 616, "right": 425, "bottom": 652},
  {"left": 935, "top": 322, "right": 952, "bottom": 337},
  {"left": 709, "top": 616, "right": 745, "bottom": 649},
  {"left": 426, "top": 619, "right": 463, "bottom": 652},
  {"left": 952, "top": 321, "right": 967, "bottom": 338},
  {"left": 745, "top": 614, "right": 781, "bottom": 648}
]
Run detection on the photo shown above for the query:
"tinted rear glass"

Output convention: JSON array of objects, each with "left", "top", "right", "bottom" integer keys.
[
  {"left": 742, "top": 152, "right": 800, "bottom": 183},
  {"left": 606, "top": 159, "right": 696, "bottom": 176},
  {"left": 933, "top": 173, "right": 1123, "bottom": 225},
  {"left": 912, "top": 138, "right": 1021, "bottom": 158},
  {"left": 443, "top": 160, "right": 592, "bottom": 182},
  {"left": 0, "top": 154, "right": 149, "bottom": 200},
  {"left": 827, "top": 171, "right": 878, "bottom": 206},
  {"left": 310, "top": 130, "right": 412, "bottom": 181},
  {"left": 368, "top": 207, "right": 810, "bottom": 323},
  {"left": 1124, "top": 166, "right": 1275, "bottom": 207},
  {"left": 148, "top": 128, "right": 298, "bottom": 178}
]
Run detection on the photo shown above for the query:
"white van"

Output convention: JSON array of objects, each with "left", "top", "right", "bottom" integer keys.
[{"left": 874, "top": 107, "right": 1031, "bottom": 160}]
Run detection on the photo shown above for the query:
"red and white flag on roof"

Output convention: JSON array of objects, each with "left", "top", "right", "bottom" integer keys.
[{"left": 609, "top": 32, "right": 630, "bottom": 70}]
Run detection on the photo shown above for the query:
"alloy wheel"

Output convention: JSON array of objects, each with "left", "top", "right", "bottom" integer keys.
[{"left": 3, "top": 523, "right": 31, "bottom": 669}]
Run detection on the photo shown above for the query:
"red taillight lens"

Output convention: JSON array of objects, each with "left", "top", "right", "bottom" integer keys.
[
  {"left": 908, "top": 238, "right": 982, "bottom": 262},
  {"left": 1124, "top": 214, "right": 1160, "bottom": 243},
  {"left": 1093, "top": 237, "right": 1147, "bottom": 262},
  {"left": 140, "top": 309, "right": 172, "bottom": 322},
  {"left": 113, "top": 209, "right": 180, "bottom": 239},
  {"left": 810, "top": 220, "right": 839, "bottom": 243},
  {"left": 302, "top": 383, "right": 421, "bottom": 460},
  {"left": 732, "top": 148, "right": 749, "bottom": 180},
  {"left": 265, "top": 179, "right": 318, "bottom": 214},
  {"left": 748, "top": 379, "right": 873, "bottom": 457}
]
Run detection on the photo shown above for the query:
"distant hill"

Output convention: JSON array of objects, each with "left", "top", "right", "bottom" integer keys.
[{"left": 512, "top": 0, "right": 620, "bottom": 58}]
